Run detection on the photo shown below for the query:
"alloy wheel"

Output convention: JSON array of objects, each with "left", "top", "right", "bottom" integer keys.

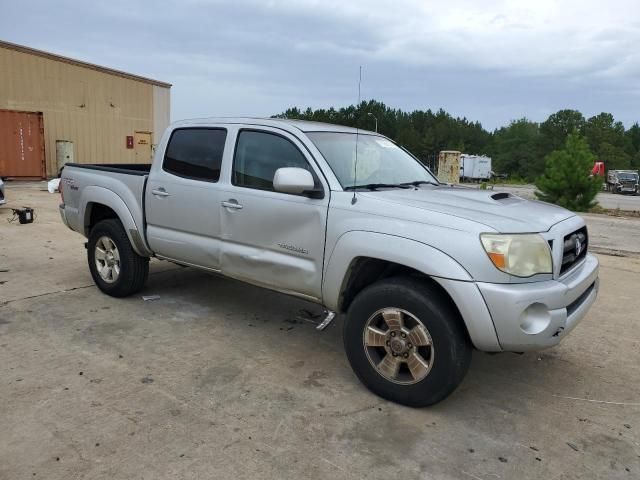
[
  {"left": 362, "top": 307, "right": 434, "bottom": 385},
  {"left": 94, "top": 236, "right": 120, "bottom": 284}
]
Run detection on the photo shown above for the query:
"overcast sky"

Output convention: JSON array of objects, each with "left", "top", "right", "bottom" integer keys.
[{"left": 2, "top": 0, "right": 639, "bottom": 129}]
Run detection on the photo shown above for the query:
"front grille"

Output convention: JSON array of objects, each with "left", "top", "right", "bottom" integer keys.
[{"left": 560, "top": 227, "right": 588, "bottom": 275}]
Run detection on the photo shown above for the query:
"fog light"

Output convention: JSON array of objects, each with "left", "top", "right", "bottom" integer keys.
[{"left": 519, "top": 303, "right": 551, "bottom": 335}]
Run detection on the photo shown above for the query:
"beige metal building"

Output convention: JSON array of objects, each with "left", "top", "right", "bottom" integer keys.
[{"left": 0, "top": 40, "right": 171, "bottom": 178}]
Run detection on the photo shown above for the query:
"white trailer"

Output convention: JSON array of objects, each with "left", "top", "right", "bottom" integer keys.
[{"left": 460, "top": 155, "right": 492, "bottom": 181}]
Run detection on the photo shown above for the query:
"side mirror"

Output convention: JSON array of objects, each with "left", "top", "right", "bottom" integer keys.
[{"left": 273, "top": 167, "right": 316, "bottom": 195}]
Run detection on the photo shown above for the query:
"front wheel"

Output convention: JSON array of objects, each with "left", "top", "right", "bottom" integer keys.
[
  {"left": 87, "top": 219, "right": 149, "bottom": 297},
  {"left": 344, "top": 277, "right": 471, "bottom": 407}
]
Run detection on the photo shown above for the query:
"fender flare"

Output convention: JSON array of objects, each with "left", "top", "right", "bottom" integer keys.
[
  {"left": 322, "top": 231, "right": 472, "bottom": 309},
  {"left": 80, "top": 186, "right": 152, "bottom": 257},
  {"left": 322, "top": 230, "right": 501, "bottom": 351}
]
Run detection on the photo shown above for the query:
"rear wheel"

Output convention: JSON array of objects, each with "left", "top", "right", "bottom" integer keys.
[
  {"left": 88, "top": 219, "right": 149, "bottom": 297},
  {"left": 344, "top": 276, "right": 471, "bottom": 407}
]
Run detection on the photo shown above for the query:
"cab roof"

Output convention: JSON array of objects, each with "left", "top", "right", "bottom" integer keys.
[{"left": 170, "top": 117, "right": 375, "bottom": 135}]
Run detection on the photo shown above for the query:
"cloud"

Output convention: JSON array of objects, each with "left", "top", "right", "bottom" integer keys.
[{"left": 0, "top": 0, "right": 638, "bottom": 128}]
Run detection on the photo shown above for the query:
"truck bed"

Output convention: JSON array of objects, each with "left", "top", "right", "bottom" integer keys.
[{"left": 60, "top": 162, "right": 151, "bottom": 255}]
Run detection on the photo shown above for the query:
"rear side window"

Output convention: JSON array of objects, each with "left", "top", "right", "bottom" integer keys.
[
  {"left": 163, "top": 128, "right": 227, "bottom": 182},
  {"left": 232, "top": 130, "right": 313, "bottom": 191}
]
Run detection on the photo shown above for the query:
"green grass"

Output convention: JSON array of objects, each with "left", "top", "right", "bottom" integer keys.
[
  {"left": 588, "top": 205, "right": 640, "bottom": 217},
  {"left": 489, "top": 176, "right": 530, "bottom": 185}
]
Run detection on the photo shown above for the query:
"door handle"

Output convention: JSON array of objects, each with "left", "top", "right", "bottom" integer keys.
[
  {"left": 221, "top": 200, "right": 243, "bottom": 210},
  {"left": 151, "top": 188, "right": 170, "bottom": 197}
]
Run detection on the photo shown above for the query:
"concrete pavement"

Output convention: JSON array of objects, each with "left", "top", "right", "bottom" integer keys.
[
  {"left": 1, "top": 185, "right": 639, "bottom": 480},
  {"left": 487, "top": 184, "right": 640, "bottom": 212},
  {"left": 582, "top": 214, "right": 640, "bottom": 257}
]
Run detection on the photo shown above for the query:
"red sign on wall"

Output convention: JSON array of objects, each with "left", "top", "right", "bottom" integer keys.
[{"left": 126, "top": 136, "right": 134, "bottom": 149}]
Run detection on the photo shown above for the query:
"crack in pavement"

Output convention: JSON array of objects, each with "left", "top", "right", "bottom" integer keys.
[{"left": 1, "top": 267, "right": 183, "bottom": 305}]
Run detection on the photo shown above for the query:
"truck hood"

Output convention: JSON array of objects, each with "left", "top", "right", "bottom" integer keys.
[{"left": 359, "top": 186, "right": 574, "bottom": 233}]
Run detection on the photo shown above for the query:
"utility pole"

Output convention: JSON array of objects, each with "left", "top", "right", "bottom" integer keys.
[{"left": 367, "top": 112, "right": 378, "bottom": 132}]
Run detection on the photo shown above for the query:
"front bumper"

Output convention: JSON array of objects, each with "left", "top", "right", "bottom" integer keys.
[
  {"left": 477, "top": 253, "right": 599, "bottom": 351},
  {"left": 616, "top": 184, "right": 638, "bottom": 193}
]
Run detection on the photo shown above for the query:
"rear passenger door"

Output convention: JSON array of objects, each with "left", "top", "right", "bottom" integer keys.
[
  {"left": 219, "top": 127, "right": 329, "bottom": 300},
  {"left": 145, "top": 127, "right": 229, "bottom": 270}
]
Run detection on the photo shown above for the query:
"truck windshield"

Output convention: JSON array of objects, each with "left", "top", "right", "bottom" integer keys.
[
  {"left": 618, "top": 173, "right": 638, "bottom": 181},
  {"left": 307, "top": 132, "right": 438, "bottom": 189}
]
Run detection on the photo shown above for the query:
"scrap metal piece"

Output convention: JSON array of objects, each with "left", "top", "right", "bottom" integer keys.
[{"left": 316, "top": 310, "right": 336, "bottom": 331}]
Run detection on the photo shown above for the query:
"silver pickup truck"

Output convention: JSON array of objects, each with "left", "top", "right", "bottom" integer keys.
[{"left": 60, "top": 118, "right": 599, "bottom": 406}]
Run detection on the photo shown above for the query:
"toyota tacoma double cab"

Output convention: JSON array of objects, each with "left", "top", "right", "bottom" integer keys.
[{"left": 59, "top": 118, "right": 599, "bottom": 406}]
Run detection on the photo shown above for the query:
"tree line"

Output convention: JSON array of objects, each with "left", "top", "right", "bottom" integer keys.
[{"left": 274, "top": 100, "right": 640, "bottom": 180}]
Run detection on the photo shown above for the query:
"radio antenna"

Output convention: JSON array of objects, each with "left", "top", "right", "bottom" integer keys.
[{"left": 351, "top": 66, "right": 362, "bottom": 205}]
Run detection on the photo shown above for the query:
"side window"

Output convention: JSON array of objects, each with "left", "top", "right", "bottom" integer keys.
[
  {"left": 233, "top": 130, "right": 315, "bottom": 191},
  {"left": 163, "top": 128, "right": 227, "bottom": 182}
]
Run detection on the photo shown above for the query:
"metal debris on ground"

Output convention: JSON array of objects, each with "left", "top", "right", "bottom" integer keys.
[
  {"left": 566, "top": 442, "right": 580, "bottom": 452},
  {"left": 142, "top": 295, "right": 161, "bottom": 301}
]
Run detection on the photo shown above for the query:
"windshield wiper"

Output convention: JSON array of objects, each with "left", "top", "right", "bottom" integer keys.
[
  {"left": 344, "top": 183, "right": 413, "bottom": 191},
  {"left": 400, "top": 180, "right": 439, "bottom": 187}
]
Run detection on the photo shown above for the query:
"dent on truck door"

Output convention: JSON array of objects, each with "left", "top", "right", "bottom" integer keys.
[
  {"left": 219, "top": 129, "right": 329, "bottom": 300},
  {"left": 145, "top": 128, "right": 227, "bottom": 269}
]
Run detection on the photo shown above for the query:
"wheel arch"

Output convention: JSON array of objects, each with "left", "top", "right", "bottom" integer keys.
[
  {"left": 336, "top": 257, "right": 456, "bottom": 313},
  {"left": 81, "top": 187, "right": 152, "bottom": 257},
  {"left": 322, "top": 231, "right": 501, "bottom": 351},
  {"left": 323, "top": 231, "right": 471, "bottom": 310}
]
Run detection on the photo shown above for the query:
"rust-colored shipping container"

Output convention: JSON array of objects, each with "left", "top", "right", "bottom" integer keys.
[{"left": 0, "top": 109, "right": 46, "bottom": 178}]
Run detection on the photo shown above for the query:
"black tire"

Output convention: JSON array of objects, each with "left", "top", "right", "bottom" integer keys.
[
  {"left": 87, "top": 219, "right": 149, "bottom": 297},
  {"left": 344, "top": 276, "right": 472, "bottom": 407}
]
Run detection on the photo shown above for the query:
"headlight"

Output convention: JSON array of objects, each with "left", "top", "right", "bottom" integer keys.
[{"left": 480, "top": 233, "right": 552, "bottom": 277}]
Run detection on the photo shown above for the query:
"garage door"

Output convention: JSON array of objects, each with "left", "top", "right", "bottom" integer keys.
[{"left": 0, "top": 110, "right": 45, "bottom": 178}]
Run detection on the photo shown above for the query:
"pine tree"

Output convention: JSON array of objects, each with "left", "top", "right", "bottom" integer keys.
[{"left": 535, "top": 133, "right": 601, "bottom": 211}]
